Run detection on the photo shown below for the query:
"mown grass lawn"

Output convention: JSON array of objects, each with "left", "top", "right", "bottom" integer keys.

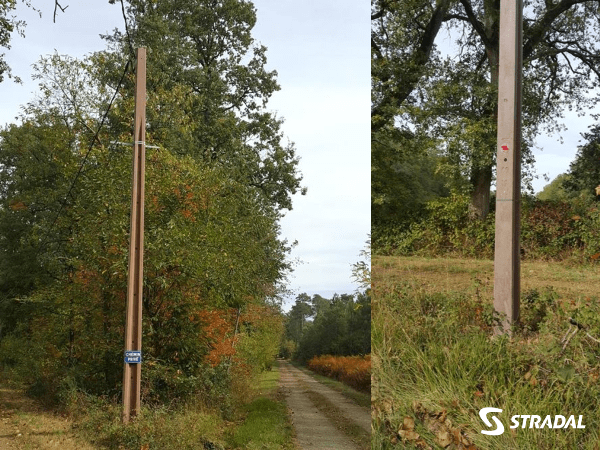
[{"left": 372, "top": 256, "right": 600, "bottom": 449}]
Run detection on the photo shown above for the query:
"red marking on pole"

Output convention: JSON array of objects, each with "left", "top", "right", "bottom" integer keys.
[{"left": 501, "top": 145, "right": 509, "bottom": 151}]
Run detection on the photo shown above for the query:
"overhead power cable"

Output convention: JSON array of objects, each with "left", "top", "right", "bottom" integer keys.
[{"left": 119, "top": 0, "right": 137, "bottom": 61}]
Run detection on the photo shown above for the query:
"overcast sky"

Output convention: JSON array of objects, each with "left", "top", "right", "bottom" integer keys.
[
  {"left": 0, "top": 1, "right": 370, "bottom": 311},
  {"left": 533, "top": 109, "right": 599, "bottom": 193}
]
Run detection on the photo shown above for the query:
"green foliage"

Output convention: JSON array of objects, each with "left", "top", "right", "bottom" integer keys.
[
  {"left": 64, "top": 362, "right": 293, "bottom": 450},
  {"left": 0, "top": 134, "right": 288, "bottom": 401},
  {"left": 564, "top": 124, "right": 600, "bottom": 201},
  {"left": 371, "top": 0, "right": 453, "bottom": 130},
  {"left": 372, "top": 127, "right": 451, "bottom": 229},
  {"left": 373, "top": 0, "right": 600, "bottom": 218},
  {"left": 520, "top": 199, "right": 580, "bottom": 259},
  {"left": 102, "top": 0, "right": 304, "bottom": 213},
  {"left": 67, "top": 393, "right": 226, "bottom": 450},
  {"left": 518, "top": 288, "right": 559, "bottom": 335},
  {"left": 374, "top": 192, "right": 600, "bottom": 262},
  {"left": 377, "top": 193, "right": 495, "bottom": 258},
  {"left": 236, "top": 305, "right": 284, "bottom": 374},
  {"left": 0, "top": 78, "right": 291, "bottom": 415},
  {"left": 278, "top": 339, "right": 296, "bottom": 359},
  {"left": 283, "top": 293, "right": 313, "bottom": 345},
  {"left": 537, "top": 173, "right": 574, "bottom": 201},
  {"left": 372, "top": 278, "right": 600, "bottom": 449},
  {"left": 0, "top": 0, "right": 304, "bottom": 416},
  {"left": 293, "top": 293, "right": 371, "bottom": 364},
  {"left": 0, "top": 0, "right": 33, "bottom": 83}
]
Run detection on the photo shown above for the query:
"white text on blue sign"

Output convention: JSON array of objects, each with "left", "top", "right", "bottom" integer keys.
[{"left": 124, "top": 351, "right": 142, "bottom": 364}]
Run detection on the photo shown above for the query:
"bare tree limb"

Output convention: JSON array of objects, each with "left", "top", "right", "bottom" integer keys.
[
  {"left": 523, "top": 0, "right": 590, "bottom": 60},
  {"left": 53, "top": 1, "right": 68, "bottom": 24}
]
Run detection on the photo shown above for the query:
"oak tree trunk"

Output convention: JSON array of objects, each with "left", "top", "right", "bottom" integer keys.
[{"left": 469, "top": 165, "right": 493, "bottom": 218}]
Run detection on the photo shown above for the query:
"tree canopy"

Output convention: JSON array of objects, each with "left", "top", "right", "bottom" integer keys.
[
  {"left": 102, "top": 0, "right": 305, "bottom": 213},
  {"left": 564, "top": 124, "right": 600, "bottom": 199},
  {"left": 283, "top": 291, "right": 371, "bottom": 363},
  {"left": 0, "top": 0, "right": 301, "bottom": 407},
  {"left": 372, "top": 0, "right": 600, "bottom": 219}
]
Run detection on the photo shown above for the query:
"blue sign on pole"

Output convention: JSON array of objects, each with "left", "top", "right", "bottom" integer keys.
[{"left": 124, "top": 350, "right": 142, "bottom": 364}]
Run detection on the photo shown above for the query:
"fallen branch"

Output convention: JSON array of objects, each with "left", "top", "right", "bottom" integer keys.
[
  {"left": 561, "top": 324, "right": 578, "bottom": 352},
  {"left": 566, "top": 317, "right": 600, "bottom": 346}
]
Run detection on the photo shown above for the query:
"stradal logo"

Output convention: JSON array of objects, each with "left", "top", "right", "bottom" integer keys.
[
  {"left": 479, "top": 407, "right": 504, "bottom": 435},
  {"left": 479, "top": 408, "right": 585, "bottom": 435}
]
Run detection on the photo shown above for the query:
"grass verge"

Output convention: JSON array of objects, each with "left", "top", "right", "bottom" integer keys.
[
  {"left": 227, "top": 362, "right": 295, "bottom": 449},
  {"left": 61, "top": 364, "right": 294, "bottom": 449},
  {"left": 0, "top": 377, "right": 96, "bottom": 450},
  {"left": 72, "top": 397, "right": 226, "bottom": 449},
  {"left": 373, "top": 256, "right": 600, "bottom": 449}
]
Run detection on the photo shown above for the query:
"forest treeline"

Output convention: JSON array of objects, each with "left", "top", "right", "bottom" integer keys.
[
  {"left": 281, "top": 291, "right": 371, "bottom": 364},
  {"left": 373, "top": 120, "right": 600, "bottom": 260},
  {"left": 0, "top": 0, "right": 304, "bottom": 415},
  {"left": 372, "top": 0, "right": 600, "bottom": 259}
]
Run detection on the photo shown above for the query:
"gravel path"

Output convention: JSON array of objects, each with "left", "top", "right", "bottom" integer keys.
[{"left": 279, "top": 360, "right": 370, "bottom": 450}]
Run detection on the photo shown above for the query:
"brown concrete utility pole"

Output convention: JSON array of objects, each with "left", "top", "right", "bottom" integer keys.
[
  {"left": 494, "top": 0, "right": 523, "bottom": 333},
  {"left": 123, "top": 48, "right": 146, "bottom": 423}
]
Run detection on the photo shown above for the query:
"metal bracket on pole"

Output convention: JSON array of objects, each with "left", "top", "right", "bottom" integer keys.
[
  {"left": 123, "top": 47, "right": 146, "bottom": 424},
  {"left": 494, "top": 0, "right": 523, "bottom": 334},
  {"left": 111, "top": 141, "right": 160, "bottom": 149}
]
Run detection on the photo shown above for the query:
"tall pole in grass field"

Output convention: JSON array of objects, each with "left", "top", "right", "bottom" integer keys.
[
  {"left": 123, "top": 47, "right": 146, "bottom": 423},
  {"left": 494, "top": 0, "right": 523, "bottom": 333}
]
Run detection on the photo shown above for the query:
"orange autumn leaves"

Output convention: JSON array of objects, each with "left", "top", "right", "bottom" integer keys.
[
  {"left": 193, "top": 305, "right": 279, "bottom": 369},
  {"left": 308, "top": 354, "right": 371, "bottom": 393},
  {"left": 194, "top": 308, "right": 238, "bottom": 367}
]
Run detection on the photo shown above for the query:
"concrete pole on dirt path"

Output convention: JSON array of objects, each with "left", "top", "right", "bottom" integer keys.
[
  {"left": 123, "top": 48, "right": 146, "bottom": 423},
  {"left": 494, "top": 0, "right": 523, "bottom": 334}
]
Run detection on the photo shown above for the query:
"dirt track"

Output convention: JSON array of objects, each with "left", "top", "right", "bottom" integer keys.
[{"left": 278, "top": 360, "right": 370, "bottom": 450}]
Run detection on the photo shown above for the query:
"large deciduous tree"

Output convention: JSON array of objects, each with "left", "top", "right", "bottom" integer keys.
[
  {"left": 103, "top": 0, "right": 304, "bottom": 213},
  {"left": 371, "top": 0, "right": 454, "bottom": 133},
  {"left": 373, "top": 0, "right": 600, "bottom": 218},
  {"left": 0, "top": 1, "right": 301, "bottom": 402}
]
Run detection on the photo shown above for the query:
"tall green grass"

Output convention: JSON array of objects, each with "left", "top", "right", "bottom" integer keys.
[
  {"left": 228, "top": 396, "right": 293, "bottom": 449},
  {"left": 227, "top": 362, "right": 295, "bottom": 449},
  {"left": 61, "top": 364, "right": 293, "bottom": 449},
  {"left": 372, "top": 277, "right": 600, "bottom": 449}
]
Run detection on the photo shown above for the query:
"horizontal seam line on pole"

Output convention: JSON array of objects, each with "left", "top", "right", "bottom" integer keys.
[
  {"left": 110, "top": 141, "right": 160, "bottom": 148},
  {"left": 496, "top": 199, "right": 515, "bottom": 201}
]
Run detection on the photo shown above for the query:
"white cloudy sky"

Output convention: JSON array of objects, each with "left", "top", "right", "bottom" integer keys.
[
  {"left": 533, "top": 110, "right": 599, "bottom": 193},
  {"left": 0, "top": 1, "right": 370, "bottom": 310}
]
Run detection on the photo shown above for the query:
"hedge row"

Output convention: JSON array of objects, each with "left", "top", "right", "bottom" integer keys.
[
  {"left": 373, "top": 194, "right": 600, "bottom": 261},
  {"left": 307, "top": 355, "right": 371, "bottom": 393}
]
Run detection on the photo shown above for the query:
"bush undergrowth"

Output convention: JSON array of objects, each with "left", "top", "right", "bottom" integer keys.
[
  {"left": 42, "top": 363, "right": 293, "bottom": 449},
  {"left": 373, "top": 194, "right": 600, "bottom": 262},
  {"left": 372, "top": 277, "right": 600, "bottom": 449},
  {"left": 307, "top": 355, "right": 371, "bottom": 393}
]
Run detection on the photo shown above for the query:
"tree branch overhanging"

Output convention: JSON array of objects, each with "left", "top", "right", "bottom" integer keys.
[{"left": 53, "top": 1, "right": 68, "bottom": 23}]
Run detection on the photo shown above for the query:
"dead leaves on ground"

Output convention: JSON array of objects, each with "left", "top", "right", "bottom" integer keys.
[{"left": 377, "top": 400, "right": 477, "bottom": 449}]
